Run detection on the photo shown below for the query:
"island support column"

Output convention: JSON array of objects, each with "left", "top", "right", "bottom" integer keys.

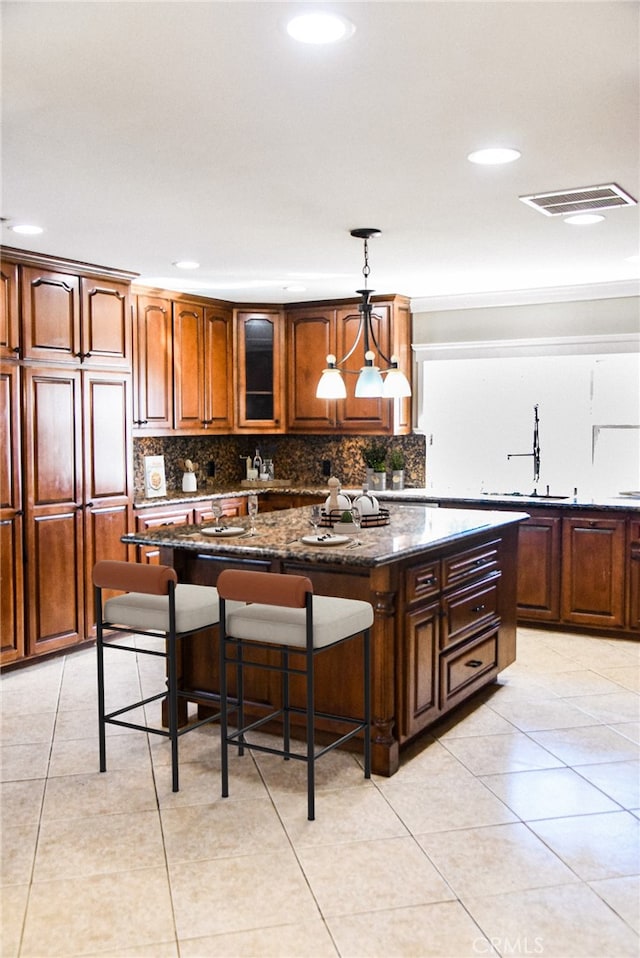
[{"left": 369, "top": 566, "right": 400, "bottom": 776}]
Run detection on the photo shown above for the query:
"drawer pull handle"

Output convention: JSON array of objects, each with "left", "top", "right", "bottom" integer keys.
[
  {"left": 417, "top": 574, "right": 436, "bottom": 586},
  {"left": 472, "top": 604, "right": 486, "bottom": 613},
  {"left": 465, "top": 659, "right": 483, "bottom": 668}
]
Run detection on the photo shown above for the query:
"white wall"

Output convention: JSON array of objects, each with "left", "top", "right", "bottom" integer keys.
[{"left": 418, "top": 352, "right": 640, "bottom": 498}]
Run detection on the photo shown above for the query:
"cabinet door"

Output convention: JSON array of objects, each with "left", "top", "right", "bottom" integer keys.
[
  {"left": 133, "top": 295, "right": 173, "bottom": 429},
  {"left": 82, "top": 371, "right": 134, "bottom": 636},
  {"left": 286, "top": 307, "right": 336, "bottom": 432},
  {"left": 21, "top": 267, "right": 81, "bottom": 363},
  {"left": 402, "top": 600, "right": 439, "bottom": 739},
  {"left": 203, "top": 304, "right": 233, "bottom": 432},
  {"left": 0, "top": 263, "right": 19, "bottom": 360},
  {"left": 80, "top": 278, "right": 131, "bottom": 367},
  {"left": 0, "top": 364, "right": 24, "bottom": 663},
  {"left": 561, "top": 516, "right": 626, "bottom": 628},
  {"left": 627, "top": 519, "right": 640, "bottom": 631},
  {"left": 235, "top": 310, "right": 284, "bottom": 432},
  {"left": 517, "top": 514, "right": 561, "bottom": 621},
  {"left": 173, "top": 302, "right": 206, "bottom": 430},
  {"left": 336, "top": 302, "right": 392, "bottom": 433},
  {"left": 23, "top": 367, "right": 84, "bottom": 655}
]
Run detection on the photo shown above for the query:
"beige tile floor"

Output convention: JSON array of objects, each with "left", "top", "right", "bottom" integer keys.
[{"left": 1, "top": 627, "right": 639, "bottom": 958}]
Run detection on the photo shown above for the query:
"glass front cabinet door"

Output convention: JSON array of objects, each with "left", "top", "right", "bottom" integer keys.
[{"left": 234, "top": 309, "right": 284, "bottom": 432}]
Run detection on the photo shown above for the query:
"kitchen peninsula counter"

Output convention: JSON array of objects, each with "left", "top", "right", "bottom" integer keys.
[{"left": 123, "top": 505, "right": 527, "bottom": 775}]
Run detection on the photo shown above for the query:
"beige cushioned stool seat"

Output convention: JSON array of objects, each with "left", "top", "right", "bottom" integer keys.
[
  {"left": 226, "top": 594, "right": 374, "bottom": 649},
  {"left": 104, "top": 582, "right": 221, "bottom": 634}
]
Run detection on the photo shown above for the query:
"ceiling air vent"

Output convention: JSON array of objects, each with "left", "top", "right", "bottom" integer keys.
[{"left": 519, "top": 183, "right": 637, "bottom": 216}]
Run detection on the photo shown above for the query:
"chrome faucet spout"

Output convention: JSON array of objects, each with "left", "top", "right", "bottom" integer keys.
[{"left": 507, "top": 404, "right": 541, "bottom": 484}]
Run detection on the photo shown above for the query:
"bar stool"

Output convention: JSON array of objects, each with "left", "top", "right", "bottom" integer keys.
[
  {"left": 93, "top": 560, "right": 221, "bottom": 792},
  {"left": 217, "top": 569, "right": 373, "bottom": 820}
]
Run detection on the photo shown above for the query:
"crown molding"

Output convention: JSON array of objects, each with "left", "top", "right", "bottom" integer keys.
[
  {"left": 412, "top": 332, "right": 640, "bottom": 361},
  {"left": 411, "top": 280, "right": 640, "bottom": 313}
]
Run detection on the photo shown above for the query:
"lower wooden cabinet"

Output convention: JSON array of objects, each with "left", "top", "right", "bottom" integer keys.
[
  {"left": 400, "top": 536, "right": 507, "bottom": 743},
  {"left": 516, "top": 513, "right": 561, "bottom": 621},
  {"left": 628, "top": 520, "right": 640, "bottom": 632},
  {"left": 134, "top": 496, "right": 248, "bottom": 563},
  {"left": 561, "top": 516, "right": 626, "bottom": 629}
]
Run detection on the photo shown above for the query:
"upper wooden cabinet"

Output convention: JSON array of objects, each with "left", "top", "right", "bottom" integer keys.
[
  {"left": 173, "top": 299, "right": 233, "bottom": 433},
  {"left": 234, "top": 308, "right": 284, "bottom": 433},
  {"left": 133, "top": 293, "right": 173, "bottom": 430},
  {"left": 19, "top": 267, "right": 131, "bottom": 366},
  {"left": 286, "top": 295, "right": 412, "bottom": 435},
  {"left": 0, "top": 262, "right": 19, "bottom": 360}
]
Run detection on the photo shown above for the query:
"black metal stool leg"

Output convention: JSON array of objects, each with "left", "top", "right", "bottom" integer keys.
[
  {"left": 219, "top": 613, "right": 229, "bottom": 798},
  {"left": 307, "top": 644, "right": 315, "bottom": 821},
  {"left": 95, "top": 587, "right": 107, "bottom": 774},
  {"left": 364, "top": 628, "right": 371, "bottom": 779},
  {"left": 283, "top": 648, "right": 290, "bottom": 760},
  {"left": 168, "top": 633, "right": 179, "bottom": 792}
]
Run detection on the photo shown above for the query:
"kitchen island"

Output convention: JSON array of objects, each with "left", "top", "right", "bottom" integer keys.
[{"left": 123, "top": 504, "right": 528, "bottom": 775}]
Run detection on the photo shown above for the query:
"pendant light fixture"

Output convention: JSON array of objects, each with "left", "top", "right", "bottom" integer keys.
[{"left": 315, "top": 229, "right": 412, "bottom": 400}]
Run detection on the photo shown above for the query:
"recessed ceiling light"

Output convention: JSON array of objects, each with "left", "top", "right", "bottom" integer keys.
[
  {"left": 173, "top": 260, "right": 200, "bottom": 269},
  {"left": 286, "top": 12, "right": 355, "bottom": 45},
  {"left": 10, "top": 223, "right": 43, "bottom": 235},
  {"left": 467, "top": 148, "right": 521, "bottom": 166},
  {"left": 563, "top": 213, "right": 605, "bottom": 225}
]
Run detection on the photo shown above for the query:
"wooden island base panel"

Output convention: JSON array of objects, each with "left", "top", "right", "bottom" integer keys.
[{"left": 122, "top": 505, "right": 527, "bottom": 776}]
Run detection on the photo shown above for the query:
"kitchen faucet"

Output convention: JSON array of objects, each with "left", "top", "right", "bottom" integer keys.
[{"left": 507, "top": 404, "right": 541, "bottom": 490}]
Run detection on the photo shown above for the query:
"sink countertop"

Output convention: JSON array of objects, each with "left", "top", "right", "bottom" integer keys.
[
  {"left": 134, "top": 484, "right": 640, "bottom": 513},
  {"left": 123, "top": 504, "right": 529, "bottom": 568}
]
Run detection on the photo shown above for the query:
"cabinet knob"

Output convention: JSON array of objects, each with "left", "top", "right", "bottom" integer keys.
[
  {"left": 472, "top": 603, "right": 486, "bottom": 613},
  {"left": 12, "top": 346, "right": 20, "bottom": 355}
]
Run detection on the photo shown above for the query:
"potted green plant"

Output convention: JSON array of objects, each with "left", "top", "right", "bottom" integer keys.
[
  {"left": 388, "top": 449, "right": 405, "bottom": 489},
  {"left": 363, "top": 441, "right": 388, "bottom": 491}
]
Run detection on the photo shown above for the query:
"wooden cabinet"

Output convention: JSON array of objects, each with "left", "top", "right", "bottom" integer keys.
[
  {"left": 561, "top": 515, "right": 626, "bottom": 629},
  {"left": 516, "top": 513, "right": 561, "bottom": 620},
  {"left": 20, "top": 267, "right": 130, "bottom": 366},
  {"left": 21, "top": 367, "right": 134, "bottom": 655},
  {"left": 234, "top": 309, "right": 284, "bottom": 432},
  {"left": 628, "top": 520, "right": 640, "bottom": 631},
  {"left": 80, "top": 277, "right": 131, "bottom": 367},
  {"left": 0, "top": 262, "right": 19, "bottom": 360},
  {"left": 286, "top": 295, "right": 412, "bottom": 435},
  {"left": 22, "top": 366, "right": 85, "bottom": 655},
  {"left": 0, "top": 364, "right": 24, "bottom": 662},
  {"left": 194, "top": 497, "right": 246, "bottom": 522},
  {"left": 1, "top": 248, "right": 136, "bottom": 666},
  {"left": 81, "top": 371, "right": 134, "bottom": 636},
  {"left": 400, "top": 538, "right": 503, "bottom": 742},
  {"left": 173, "top": 299, "right": 233, "bottom": 433},
  {"left": 134, "top": 496, "right": 247, "bottom": 562},
  {"left": 133, "top": 293, "right": 173, "bottom": 430}
]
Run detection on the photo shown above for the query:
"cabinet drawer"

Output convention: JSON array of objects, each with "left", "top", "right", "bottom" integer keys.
[
  {"left": 440, "top": 627, "right": 499, "bottom": 707},
  {"left": 441, "top": 573, "right": 500, "bottom": 649},
  {"left": 136, "top": 508, "right": 193, "bottom": 531},
  {"left": 443, "top": 539, "right": 500, "bottom": 590},
  {"left": 406, "top": 560, "right": 440, "bottom": 604}
]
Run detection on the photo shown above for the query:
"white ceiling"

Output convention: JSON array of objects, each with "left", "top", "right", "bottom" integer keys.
[{"left": 2, "top": 0, "right": 639, "bottom": 306}]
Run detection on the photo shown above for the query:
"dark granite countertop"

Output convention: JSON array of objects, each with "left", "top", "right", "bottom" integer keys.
[
  {"left": 123, "top": 504, "right": 529, "bottom": 568},
  {"left": 133, "top": 484, "right": 640, "bottom": 514}
]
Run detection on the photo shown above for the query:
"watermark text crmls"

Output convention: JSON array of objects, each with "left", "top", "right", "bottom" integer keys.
[{"left": 473, "top": 936, "right": 545, "bottom": 955}]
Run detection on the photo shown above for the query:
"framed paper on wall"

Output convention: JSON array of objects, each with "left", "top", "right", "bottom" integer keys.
[{"left": 144, "top": 455, "right": 167, "bottom": 498}]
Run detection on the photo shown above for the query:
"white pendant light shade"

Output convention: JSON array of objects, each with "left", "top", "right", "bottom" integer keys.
[
  {"left": 316, "top": 356, "right": 347, "bottom": 399},
  {"left": 382, "top": 357, "right": 412, "bottom": 398},
  {"left": 355, "top": 352, "right": 384, "bottom": 397}
]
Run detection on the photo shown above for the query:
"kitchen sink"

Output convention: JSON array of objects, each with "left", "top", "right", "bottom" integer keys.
[{"left": 483, "top": 492, "right": 570, "bottom": 500}]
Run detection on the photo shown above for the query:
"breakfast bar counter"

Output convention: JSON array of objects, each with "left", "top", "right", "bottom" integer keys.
[{"left": 123, "top": 505, "right": 528, "bottom": 775}]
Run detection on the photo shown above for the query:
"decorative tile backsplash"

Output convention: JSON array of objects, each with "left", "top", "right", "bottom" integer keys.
[{"left": 134, "top": 434, "right": 426, "bottom": 494}]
